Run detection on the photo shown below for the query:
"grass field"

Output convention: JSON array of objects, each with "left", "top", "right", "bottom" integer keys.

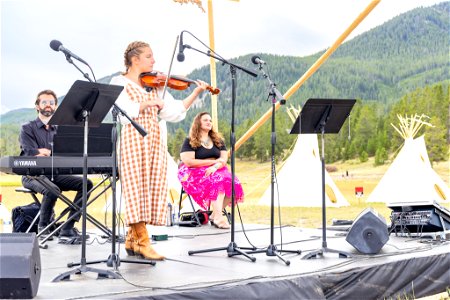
[{"left": 0, "top": 158, "right": 448, "bottom": 230}]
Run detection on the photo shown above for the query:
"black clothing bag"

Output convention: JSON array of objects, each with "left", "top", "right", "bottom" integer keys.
[{"left": 12, "top": 202, "right": 40, "bottom": 233}]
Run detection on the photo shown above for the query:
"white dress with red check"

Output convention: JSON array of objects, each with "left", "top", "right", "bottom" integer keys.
[{"left": 111, "top": 75, "right": 187, "bottom": 226}]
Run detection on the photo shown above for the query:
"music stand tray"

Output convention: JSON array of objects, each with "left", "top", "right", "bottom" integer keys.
[
  {"left": 291, "top": 98, "right": 355, "bottom": 259},
  {"left": 49, "top": 80, "right": 122, "bottom": 127},
  {"left": 290, "top": 98, "right": 356, "bottom": 135},
  {"left": 48, "top": 80, "right": 123, "bottom": 281}
]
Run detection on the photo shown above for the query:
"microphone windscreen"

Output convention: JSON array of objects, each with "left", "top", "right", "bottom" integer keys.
[
  {"left": 50, "top": 40, "right": 62, "bottom": 51},
  {"left": 177, "top": 52, "right": 185, "bottom": 62},
  {"left": 251, "top": 55, "right": 260, "bottom": 64}
]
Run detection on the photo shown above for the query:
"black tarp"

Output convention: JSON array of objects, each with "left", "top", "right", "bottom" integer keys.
[{"left": 133, "top": 253, "right": 449, "bottom": 300}]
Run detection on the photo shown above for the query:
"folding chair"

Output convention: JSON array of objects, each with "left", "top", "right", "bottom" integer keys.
[
  {"left": 177, "top": 187, "right": 205, "bottom": 226},
  {"left": 177, "top": 187, "right": 230, "bottom": 227}
]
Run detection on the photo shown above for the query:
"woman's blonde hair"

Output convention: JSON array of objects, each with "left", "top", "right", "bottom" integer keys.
[
  {"left": 123, "top": 41, "right": 150, "bottom": 74},
  {"left": 189, "top": 112, "right": 224, "bottom": 148}
]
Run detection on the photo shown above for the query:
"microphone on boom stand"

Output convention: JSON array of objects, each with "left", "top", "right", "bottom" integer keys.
[
  {"left": 50, "top": 40, "right": 89, "bottom": 65},
  {"left": 247, "top": 55, "right": 301, "bottom": 265},
  {"left": 251, "top": 55, "right": 286, "bottom": 105}
]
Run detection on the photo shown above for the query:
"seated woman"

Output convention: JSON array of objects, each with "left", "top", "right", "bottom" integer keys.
[{"left": 178, "top": 112, "right": 244, "bottom": 229}]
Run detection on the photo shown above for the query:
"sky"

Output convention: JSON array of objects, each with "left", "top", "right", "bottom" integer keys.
[{"left": 0, "top": 0, "right": 445, "bottom": 114}]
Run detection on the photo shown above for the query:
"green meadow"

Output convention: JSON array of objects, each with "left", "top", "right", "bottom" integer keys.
[{"left": 1, "top": 158, "right": 448, "bottom": 230}]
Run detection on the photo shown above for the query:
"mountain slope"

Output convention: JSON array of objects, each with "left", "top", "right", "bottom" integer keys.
[
  {"left": 166, "top": 2, "right": 449, "bottom": 132},
  {"left": 1, "top": 2, "right": 448, "bottom": 158}
]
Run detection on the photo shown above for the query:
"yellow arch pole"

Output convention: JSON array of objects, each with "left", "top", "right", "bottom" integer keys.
[
  {"left": 234, "top": 0, "right": 381, "bottom": 152},
  {"left": 207, "top": 0, "right": 219, "bottom": 131}
]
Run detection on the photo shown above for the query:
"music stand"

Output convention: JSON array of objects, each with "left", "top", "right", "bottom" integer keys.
[
  {"left": 290, "top": 98, "right": 356, "bottom": 259},
  {"left": 49, "top": 80, "right": 123, "bottom": 281}
]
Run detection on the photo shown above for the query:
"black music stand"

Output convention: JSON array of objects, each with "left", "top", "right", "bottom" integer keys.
[
  {"left": 290, "top": 98, "right": 356, "bottom": 259},
  {"left": 49, "top": 80, "right": 123, "bottom": 281}
]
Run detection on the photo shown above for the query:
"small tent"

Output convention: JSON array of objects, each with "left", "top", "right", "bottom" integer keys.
[
  {"left": 367, "top": 114, "right": 449, "bottom": 206},
  {"left": 367, "top": 135, "right": 449, "bottom": 205},
  {"left": 258, "top": 133, "right": 349, "bottom": 207}
]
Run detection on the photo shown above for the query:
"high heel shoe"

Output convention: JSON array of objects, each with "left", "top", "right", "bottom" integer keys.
[{"left": 212, "top": 218, "right": 230, "bottom": 229}]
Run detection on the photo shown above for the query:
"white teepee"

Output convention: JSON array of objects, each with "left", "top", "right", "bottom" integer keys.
[
  {"left": 367, "top": 114, "right": 449, "bottom": 206},
  {"left": 258, "top": 133, "right": 349, "bottom": 207}
]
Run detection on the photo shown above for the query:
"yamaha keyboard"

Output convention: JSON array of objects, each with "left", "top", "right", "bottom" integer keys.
[{"left": 0, "top": 156, "right": 114, "bottom": 175}]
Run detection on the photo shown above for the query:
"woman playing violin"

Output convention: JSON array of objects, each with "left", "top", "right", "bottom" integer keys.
[{"left": 111, "top": 41, "right": 209, "bottom": 260}]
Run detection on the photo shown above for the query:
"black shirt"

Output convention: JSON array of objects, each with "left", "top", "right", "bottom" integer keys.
[
  {"left": 19, "top": 117, "right": 57, "bottom": 156},
  {"left": 180, "top": 137, "right": 226, "bottom": 159}
]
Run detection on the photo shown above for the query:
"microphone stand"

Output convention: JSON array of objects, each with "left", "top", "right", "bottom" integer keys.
[
  {"left": 52, "top": 59, "right": 121, "bottom": 281},
  {"left": 105, "top": 105, "right": 154, "bottom": 268},
  {"left": 63, "top": 54, "right": 96, "bottom": 83},
  {"left": 247, "top": 63, "right": 301, "bottom": 265},
  {"left": 184, "top": 42, "right": 258, "bottom": 262}
]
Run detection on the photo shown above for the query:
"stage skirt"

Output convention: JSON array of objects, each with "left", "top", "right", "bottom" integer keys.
[{"left": 178, "top": 164, "right": 244, "bottom": 210}]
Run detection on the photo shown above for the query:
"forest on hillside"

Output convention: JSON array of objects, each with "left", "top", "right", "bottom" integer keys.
[{"left": 166, "top": 83, "right": 449, "bottom": 164}]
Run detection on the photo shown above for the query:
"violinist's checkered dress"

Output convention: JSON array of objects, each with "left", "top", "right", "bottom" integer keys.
[{"left": 120, "top": 84, "right": 167, "bottom": 226}]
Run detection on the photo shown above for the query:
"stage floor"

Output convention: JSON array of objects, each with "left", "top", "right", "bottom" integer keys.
[{"left": 18, "top": 224, "right": 450, "bottom": 299}]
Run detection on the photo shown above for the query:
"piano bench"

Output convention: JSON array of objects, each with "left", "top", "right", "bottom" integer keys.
[{"left": 15, "top": 187, "right": 41, "bottom": 205}]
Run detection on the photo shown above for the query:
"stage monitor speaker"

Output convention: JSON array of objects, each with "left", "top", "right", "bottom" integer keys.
[
  {"left": 346, "top": 208, "right": 389, "bottom": 254},
  {"left": 0, "top": 233, "right": 41, "bottom": 299}
]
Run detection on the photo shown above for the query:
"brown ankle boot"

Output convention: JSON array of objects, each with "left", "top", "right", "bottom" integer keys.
[
  {"left": 132, "top": 222, "right": 165, "bottom": 261},
  {"left": 125, "top": 227, "right": 134, "bottom": 256}
]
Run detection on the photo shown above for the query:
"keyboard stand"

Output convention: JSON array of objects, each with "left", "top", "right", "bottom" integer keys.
[{"left": 34, "top": 174, "right": 114, "bottom": 246}]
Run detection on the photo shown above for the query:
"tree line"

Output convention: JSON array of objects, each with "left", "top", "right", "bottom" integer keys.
[{"left": 167, "top": 83, "right": 449, "bottom": 165}]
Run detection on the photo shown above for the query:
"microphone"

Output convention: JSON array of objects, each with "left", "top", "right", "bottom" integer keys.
[
  {"left": 251, "top": 55, "right": 266, "bottom": 65},
  {"left": 49, "top": 40, "right": 88, "bottom": 65},
  {"left": 177, "top": 32, "right": 185, "bottom": 62}
]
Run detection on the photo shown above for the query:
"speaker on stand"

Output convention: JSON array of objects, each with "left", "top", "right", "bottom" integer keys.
[
  {"left": 346, "top": 208, "right": 389, "bottom": 254},
  {"left": 0, "top": 233, "right": 41, "bottom": 299}
]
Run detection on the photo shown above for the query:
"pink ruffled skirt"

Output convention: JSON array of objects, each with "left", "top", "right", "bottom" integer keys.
[{"left": 178, "top": 164, "right": 244, "bottom": 210}]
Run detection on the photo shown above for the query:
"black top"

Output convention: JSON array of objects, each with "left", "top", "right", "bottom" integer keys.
[
  {"left": 180, "top": 137, "right": 226, "bottom": 159},
  {"left": 19, "top": 117, "right": 57, "bottom": 156}
]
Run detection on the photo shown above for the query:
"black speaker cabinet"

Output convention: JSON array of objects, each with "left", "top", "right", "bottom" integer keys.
[
  {"left": 0, "top": 233, "right": 41, "bottom": 299},
  {"left": 346, "top": 208, "right": 389, "bottom": 254}
]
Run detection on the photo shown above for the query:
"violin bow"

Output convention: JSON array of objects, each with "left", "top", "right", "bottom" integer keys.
[{"left": 161, "top": 35, "right": 180, "bottom": 100}]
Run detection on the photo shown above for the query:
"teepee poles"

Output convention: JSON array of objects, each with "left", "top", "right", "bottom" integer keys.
[{"left": 391, "top": 114, "right": 433, "bottom": 140}]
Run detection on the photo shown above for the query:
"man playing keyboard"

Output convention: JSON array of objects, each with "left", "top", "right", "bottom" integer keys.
[{"left": 19, "top": 89, "right": 93, "bottom": 242}]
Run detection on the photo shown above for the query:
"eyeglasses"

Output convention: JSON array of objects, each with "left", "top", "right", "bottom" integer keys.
[{"left": 39, "top": 100, "right": 56, "bottom": 106}]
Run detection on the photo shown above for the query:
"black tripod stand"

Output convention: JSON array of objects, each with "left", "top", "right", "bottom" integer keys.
[
  {"left": 290, "top": 98, "right": 355, "bottom": 259},
  {"left": 247, "top": 61, "right": 301, "bottom": 266},
  {"left": 49, "top": 80, "right": 123, "bottom": 281},
  {"left": 180, "top": 32, "right": 258, "bottom": 261},
  {"left": 68, "top": 106, "right": 156, "bottom": 270}
]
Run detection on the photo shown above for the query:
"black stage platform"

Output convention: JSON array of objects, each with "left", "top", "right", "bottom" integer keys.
[{"left": 28, "top": 224, "right": 450, "bottom": 299}]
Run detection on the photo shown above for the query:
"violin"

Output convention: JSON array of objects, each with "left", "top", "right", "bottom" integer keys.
[{"left": 139, "top": 72, "right": 220, "bottom": 95}]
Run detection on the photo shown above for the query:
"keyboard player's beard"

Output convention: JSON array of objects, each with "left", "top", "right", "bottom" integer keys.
[{"left": 39, "top": 108, "right": 55, "bottom": 117}]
